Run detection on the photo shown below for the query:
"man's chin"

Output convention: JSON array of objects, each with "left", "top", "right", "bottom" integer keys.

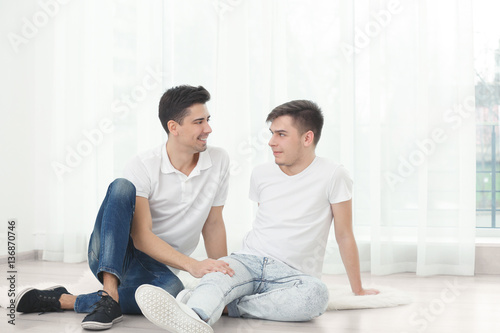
[{"left": 197, "top": 144, "right": 208, "bottom": 152}]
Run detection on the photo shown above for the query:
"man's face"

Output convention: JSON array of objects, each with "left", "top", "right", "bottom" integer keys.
[
  {"left": 268, "top": 115, "right": 306, "bottom": 167},
  {"left": 175, "top": 103, "right": 212, "bottom": 153}
]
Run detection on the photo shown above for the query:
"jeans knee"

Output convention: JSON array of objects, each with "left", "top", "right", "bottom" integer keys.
[
  {"left": 110, "top": 178, "right": 136, "bottom": 203},
  {"left": 197, "top": 272, "right": 232, "bottom": 294},
  {"left": 302, "top": 280, "right": 329, "bottom": 319}
]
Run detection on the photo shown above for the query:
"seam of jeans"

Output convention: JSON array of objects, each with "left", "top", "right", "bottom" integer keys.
[
  {"left": 261, "top": 257, "right": 268, "bottom": 278},
  {"left": 265, "top": 278, "right": 303, "bottom": 287},
  {"left": 221, "top": 277, "right": 258, "bottom": 297},
  {"left": 270, "top": 273, "right": 308, "bottom": 282},
  {"left": 237, "top": 278, "right": 303, "bottom": 305}
]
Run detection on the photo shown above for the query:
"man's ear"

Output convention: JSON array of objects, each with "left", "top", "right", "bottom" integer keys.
[
  {"left": 303, "top": 130, "right": 315, "bottom": 147},
  {"left": 167, "top": 120, "right": 178, "bottom": 136}
]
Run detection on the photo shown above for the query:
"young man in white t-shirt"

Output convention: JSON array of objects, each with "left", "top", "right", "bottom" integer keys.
[
  {"left": 14, "top": 85, "right": 234, "bottom": 331},
  {"left": 134, "top": 100, "right": 379, "bottom": 333}
]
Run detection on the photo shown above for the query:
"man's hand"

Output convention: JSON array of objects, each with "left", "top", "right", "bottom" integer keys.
[
  {"left": 354, "top": 288, "right": 380, "bottom": 296},
  {"left": 187, "top": 259, "right": 235, "bottom": 278}
]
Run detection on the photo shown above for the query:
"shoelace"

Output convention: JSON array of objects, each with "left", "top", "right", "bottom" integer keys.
[
  {"left": 36, "top": 293, "right": 64, "bottom": 315},
  {"left": 87, "top": 290, "right": 116, "bottom": 317}
]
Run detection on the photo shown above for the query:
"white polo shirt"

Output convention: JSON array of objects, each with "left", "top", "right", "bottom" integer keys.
[
  {"left": 123, "top": 143, "right": 230, "bottom": 259},
  {"left": 238, "top": 157, "right": 352, "bottom": 278}
]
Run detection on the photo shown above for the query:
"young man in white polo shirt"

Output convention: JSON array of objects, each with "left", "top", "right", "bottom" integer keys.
[
  {"left": 14, "top": 85, "right": 234, "bottom": 331},
  {"left": 135, "top": 100, "right": 379, "bottom": 333}
]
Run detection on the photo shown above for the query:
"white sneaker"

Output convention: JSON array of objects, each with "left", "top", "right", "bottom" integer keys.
[
  {"left": 135, "top": 284, "right": 213, "bottom": 333},
  {"left": 176, "top": 289, "right": 193, "bottom": 304}
]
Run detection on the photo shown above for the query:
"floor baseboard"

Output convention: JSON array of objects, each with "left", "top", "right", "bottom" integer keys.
[{"left": 0, "top": 250, "right": 43, "bottom": 265}]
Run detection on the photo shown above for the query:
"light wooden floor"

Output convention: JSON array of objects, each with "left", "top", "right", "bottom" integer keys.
[{"left": 1, "top": 261, "right": 499, "bottom": 333}]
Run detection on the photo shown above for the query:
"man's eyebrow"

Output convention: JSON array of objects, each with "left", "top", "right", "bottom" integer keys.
[
  {"left": 270, "top": 128, "right": 287, "bottom": 133},
  {"left": 193, "top": 115, "right": 210, "bottom": 122}
]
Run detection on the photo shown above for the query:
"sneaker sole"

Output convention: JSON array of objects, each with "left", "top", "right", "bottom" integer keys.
[
  {"left": 81, "top": 315, "right": 123, "bottom": 330},
  {"left": 135, "top": 285, "right": 213, "bottom": 333},
  {"left": 14, "top": 285, "right": 65, "bottom": 312}
]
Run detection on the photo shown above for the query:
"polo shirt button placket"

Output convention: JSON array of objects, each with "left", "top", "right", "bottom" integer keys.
[
  {"left": 183, "top": 179, "right": 192, "bottom": 203},
  {"left": 180, "top": 177, "right": 187, "bottom": 203}
]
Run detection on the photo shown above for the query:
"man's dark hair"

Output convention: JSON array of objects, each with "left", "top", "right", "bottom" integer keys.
[
  {"left": 158, "top": 85, "right": 211, "bottom": 134},
  {"left": 266, "top": 100, "right": 324, "bottom": 145}
]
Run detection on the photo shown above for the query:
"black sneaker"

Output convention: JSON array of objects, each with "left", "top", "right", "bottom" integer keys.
[
  {"left": 15, "top": 285, "right": 69, "bottom": 313},
  {"left": 81, "top": 291, "right": 123, "bottom": 330}
]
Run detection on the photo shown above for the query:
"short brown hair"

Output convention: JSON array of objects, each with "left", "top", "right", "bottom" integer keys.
[
  {"left": 159, "top": 85, "right": 211, "bottom": 134},
  {"left": 266, "top": 100, "right": 324, "bottom": 145}
]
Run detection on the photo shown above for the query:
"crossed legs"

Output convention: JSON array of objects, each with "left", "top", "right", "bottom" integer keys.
[{"left": 187, "top": 254, "right": 329, "bottom": 326}]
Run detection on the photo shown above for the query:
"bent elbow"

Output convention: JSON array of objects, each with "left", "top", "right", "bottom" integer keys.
[{"left": 130, "top": 233, "right": 146, "bottom": 252}]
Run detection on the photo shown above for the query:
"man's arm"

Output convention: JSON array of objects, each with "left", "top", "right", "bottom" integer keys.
[
  {"left": 130, "top": 196, "right": 234, "bottom": 278},
  {"left": 332, "top": 199, "right": 379, "bottom": 296},
  {"left": 202, "top": 205, "right": 229, "bottom": 260}
]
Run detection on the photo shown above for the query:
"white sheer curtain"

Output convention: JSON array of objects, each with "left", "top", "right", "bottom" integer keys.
[
  {"left": 4, "top": 0, "right": 166, "bottom": 262},
  {"left": 346, "top": 0, "right": 476, "bottom": 276},
  {"left": 2, "top": 0, "right": 475, "bottom": 276},
  {"left": 203, "top": 0, "right": 476, "bottom": 276}
]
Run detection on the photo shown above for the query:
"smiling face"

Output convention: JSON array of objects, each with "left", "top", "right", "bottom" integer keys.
[
  {"left": 268, "top": 115, "right": 314, "bottom": 174},
  {"left": 171, "top": 103, "right": 212, "bottom": 153}
]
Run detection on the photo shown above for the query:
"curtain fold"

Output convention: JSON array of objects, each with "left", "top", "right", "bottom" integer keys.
[
  {"left": 12, "top": 0, "right": 475, "bottom": 275},
  {"left": 33, "top": 0, "right": 165, "bottom": 262},
  {"left": 346, "top": 0, "right": 476, "bottom": 276}
]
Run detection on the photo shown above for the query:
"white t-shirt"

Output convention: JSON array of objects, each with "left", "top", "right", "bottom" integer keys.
[
  {"left": 238, "top": 157, "right": 352, "bottom": 278},
  {"left": 123, "top": 144, "right": 230, "bottom": 260}
]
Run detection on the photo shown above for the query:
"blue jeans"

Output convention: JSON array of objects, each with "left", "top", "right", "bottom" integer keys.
[
  {"left": 74, "top": 178, "right": 184, "bottom": 314},
  {"left": 187, "top": 254, "right": 329, "bottom": 326}
]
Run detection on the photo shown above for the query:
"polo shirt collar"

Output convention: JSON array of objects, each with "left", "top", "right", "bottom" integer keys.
[{"left": 161, "top": 143, "right": 212, "bottom": 176}]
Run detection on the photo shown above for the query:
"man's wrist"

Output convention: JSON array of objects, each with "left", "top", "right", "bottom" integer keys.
[
  {"left": 183, "top": 257, "right": 198, "bottom": 274},
  {"left": 352, "top": 285, "right": 363, "bottom": 294}
]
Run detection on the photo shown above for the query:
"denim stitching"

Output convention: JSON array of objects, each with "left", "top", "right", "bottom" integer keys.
[
  {"left": 205, "top": 277, "right": 257, "bottom": 319},
  {"left": 237, "top": 278, "right": 304, "bottom": 305}
]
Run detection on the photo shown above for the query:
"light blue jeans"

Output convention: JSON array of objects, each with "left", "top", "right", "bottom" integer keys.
[
  {"left": 187, "top": 254, "right": 329, "bottom": 326},
  {"left": 74, "top": 178, "right": 184, "bottom": 314}
]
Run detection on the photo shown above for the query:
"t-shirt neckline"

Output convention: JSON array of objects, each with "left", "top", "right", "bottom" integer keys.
[{"left": 276, "top": 156, "right": 318, "bottom": 178}]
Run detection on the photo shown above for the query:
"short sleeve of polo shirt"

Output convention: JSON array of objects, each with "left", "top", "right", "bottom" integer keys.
[
  {"left": 123, "top": 156, "right": 151, "bottom": 199},
  {"left": 328, "top": 165, "right": 353, "bottom": 204}
]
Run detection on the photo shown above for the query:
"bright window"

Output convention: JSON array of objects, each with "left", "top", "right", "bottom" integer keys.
[{"left": 474, "top": 1, "right": 500, "bottom": 229}]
